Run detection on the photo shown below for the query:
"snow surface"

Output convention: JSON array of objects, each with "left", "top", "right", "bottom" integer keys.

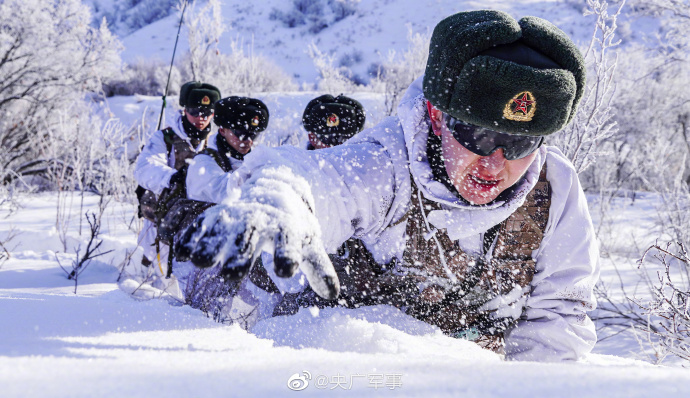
[{"left": 2, "top": 190, "right": 690, "bottom": 397}]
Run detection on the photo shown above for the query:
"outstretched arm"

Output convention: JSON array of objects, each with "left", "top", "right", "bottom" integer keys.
[{"left": 177, "top": 134, "right": 403, "bottom": 299}]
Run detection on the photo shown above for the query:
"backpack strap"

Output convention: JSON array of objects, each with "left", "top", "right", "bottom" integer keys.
[
  {"left": 200, "top": 148, "right": 234, "bottom": 173},
  {"left": 161, "top": 127, "right": 176, "bottom": 155}
]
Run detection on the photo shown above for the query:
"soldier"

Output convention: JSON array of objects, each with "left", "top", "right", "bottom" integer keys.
[
  {"left": 177, "top": 97, "right": 272, "bottom": 323},
  {"left": 302, "top": 94, "right": 366, "bottom": 150},
  {"left": 182, "top": 95, "right": 367, "bottom": 324},
  {"left": 134, "top": 81, "right": 220, "bottom": 277},
  {"left": 186, "top": 96, "right": 269, "bottom": 204},
  {"left": 178, "top": 10, "right": 599, "bottom": 361}
]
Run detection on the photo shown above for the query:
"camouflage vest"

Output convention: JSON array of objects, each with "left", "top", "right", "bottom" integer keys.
[
  {"left": 272, "top": 167, "right": 551, "bottom": 347},
  {"left": 402, "top": 166, "right": 550, "bottom": 351},
  {"left": 137, "top": 128, "right": 209, "bottom": 223}
]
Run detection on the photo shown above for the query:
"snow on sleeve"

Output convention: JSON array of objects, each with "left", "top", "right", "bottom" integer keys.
[
  {"left": 134, "top": 129, "right": 176, "bottom": 195},
  {"left": 237, "top": 140, "right": 399, "bottom": 253},
  {"left": 186, "top": 154, "right": 233, "bottom": 204},
  {"left": 504, "top": 148, "right": 599, "bottom": 362}
]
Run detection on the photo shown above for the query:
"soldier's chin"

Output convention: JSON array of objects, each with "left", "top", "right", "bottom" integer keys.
[{"left": 458, "top": 183, "right": 503, "bottom": 205}]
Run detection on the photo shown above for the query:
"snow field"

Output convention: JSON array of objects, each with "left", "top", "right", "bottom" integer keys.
[{"left": 2, "top": 189, "right": 690, "bottom": 397}]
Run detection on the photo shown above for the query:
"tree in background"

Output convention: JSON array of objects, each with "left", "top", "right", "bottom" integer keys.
[{"left": 0, "top": 0, "right": 122, "bottom": 192}]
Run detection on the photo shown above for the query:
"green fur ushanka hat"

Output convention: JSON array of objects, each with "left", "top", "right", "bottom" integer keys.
[
  {"left": 423, "top": 10, "right": 586, "bottom": 136},
  {"left": 302, "top": 94, "right": 366, "bottom": 146},
  {"left": 213, "top": 96, "right": 269, "bottom": 133},
  {"left": 179, "top": 81, "right": 221, "bottom": 109}
]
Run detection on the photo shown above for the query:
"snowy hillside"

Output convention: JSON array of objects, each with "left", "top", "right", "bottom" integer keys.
[{"left": 114, "top": 0, "right": 655, "bottom": 85}]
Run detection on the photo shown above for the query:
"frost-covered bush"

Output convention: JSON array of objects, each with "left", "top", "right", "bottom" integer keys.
[
  {"left": 636, "top": 243, "right": 690, "bottom": 362},
  {"left": 27, "top": 100, "right": 137, "bottom": 199},
  {"left": 587, "top": 1, "right": 690, "bottom": 364},
  {"left": 270, "top": 0, "right": 359, "bottom": 34},
  {"left": 559, "top": 0, "right": 690, "bottom": 194},
  {"left": 103, "top": 59, "right": 181, "bottom": 97},
  {"left": 548, "top": 0, "right": 622, "bottom": 177},
  {"left": 308, "top": 43, "right": 362, "bottom": 93},
  {"left": 0, "top": 0, "right": 122, "bottom": 189},
  {"left": 179, "top": 0, "right": 297, "bottom": 95},
  {"left": 179, "top": 39, "right": 298, "bottom": 96},
  {"left": 369, "top": 28, "right": 430, "bottom": 115}
]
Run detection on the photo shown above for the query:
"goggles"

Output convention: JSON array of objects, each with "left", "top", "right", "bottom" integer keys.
[
  {"left": 186, "top": 107, "right": 214, "bottom": 118},
  {"left": 222, "top": 127, "right": 259, "bottom": 141},
  {"left": 445, "top": 115, "right": 543, "bottom": 161}
]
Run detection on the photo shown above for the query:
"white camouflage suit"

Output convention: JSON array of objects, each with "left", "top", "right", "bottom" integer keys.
[
  {"left": 203, "top": 77, "right": 600, "bottom": 361},
  {"left": 134, "top": 113, "right": 209, "bottom": 277}
]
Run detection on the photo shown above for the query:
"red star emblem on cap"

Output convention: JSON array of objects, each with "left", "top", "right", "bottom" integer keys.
[{"left": 512, "top": 93, "right": 535, "bottom": 115}]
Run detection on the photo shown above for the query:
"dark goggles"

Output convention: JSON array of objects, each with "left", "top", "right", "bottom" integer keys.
[
  {"left": 445, "top": 116, "right": 543, "bottom": 161},
  {"left": 186, "top": 107, "right": 214, "bottom": 118},
  {"left": 224, "top": 127, "right": 259, "bottom": 141}
]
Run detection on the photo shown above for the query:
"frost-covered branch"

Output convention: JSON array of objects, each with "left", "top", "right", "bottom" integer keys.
[
  {"left": 0, "top": 226, "right": 19, "bottom": 269},
  {"left": 550, "top": 0, "right": 623, "bottom": 174},
  {"left": 57, "top": 212, "right": 113, "bottom": 294},
  {"left": 632, "top": 242, "right": 690, "bottom": 362},
  {"left": 368, "top": 28, "right": 430, "bottom": 116}
]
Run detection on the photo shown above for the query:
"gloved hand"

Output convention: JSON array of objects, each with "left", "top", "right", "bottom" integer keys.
[
  {"left": 155, "top": 168, "right": 188, "bottom": 222},
  {"left": 158, "top": 199, "right": 214, "bottom": 247},
  {"left": 175, "top": 166, "right": 340, "bottom": 300}
]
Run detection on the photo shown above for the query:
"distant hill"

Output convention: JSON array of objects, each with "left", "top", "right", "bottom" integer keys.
[{"left": 92, "top": 0, "right": 658, "bottom": 85}]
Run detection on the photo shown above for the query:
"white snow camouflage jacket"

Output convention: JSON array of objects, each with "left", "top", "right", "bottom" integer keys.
[
  {"left": 134, "top": 113, "right": 209, "bottom": 195},
  {"left": 186, "top": 135, "right": 244, "bottom": 204},
  {"left": 222, "top": 77, "right": 600, "bottom": 361}
]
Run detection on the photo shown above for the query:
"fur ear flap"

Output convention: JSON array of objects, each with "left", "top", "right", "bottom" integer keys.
[{"left": 179, "top": 81, "right": 202, "bottom": 107}]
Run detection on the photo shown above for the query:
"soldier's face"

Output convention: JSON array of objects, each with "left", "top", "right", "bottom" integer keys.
[
  {"left": 219, "top": 127, "right": 253, "bottom": 155},
  {"left": 428, "top": 103, "right": 537, "bottom": 205},
  {"left": 185, "top": 108, "right": 213, "bottom": 130}
]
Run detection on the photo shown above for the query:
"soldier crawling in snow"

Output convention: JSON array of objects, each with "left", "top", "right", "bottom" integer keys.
[
  {"left": 134, "top": 81, "right": 220, "bottom": 280},
  {"left": 177, "top": 10, "right": 599, "bottom": 361},
  {"left": 178, "top": 95, "right": 366, "bottom": 325},
  {"left": 168, "top": 97, "right": 271, "bottom": 317}
]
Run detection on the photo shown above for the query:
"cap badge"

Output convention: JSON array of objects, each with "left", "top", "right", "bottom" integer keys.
[
  {"left": 251, "top": 116, "right": 260, "bottom": 126},
  {"left": 201, "top": 96, "right": 211, "bottom": 105},
  {"left": 503, "top": 92, "right": 536, "bottom": 122},
  {"left": 326, "top": 114, "right": 340, "bottom": 127}
]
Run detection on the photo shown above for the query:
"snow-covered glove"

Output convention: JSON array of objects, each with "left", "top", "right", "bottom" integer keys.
[
  {"left": 477, "top": 284, "right": 529, "bottom": 323},
  {"left": 175, "top": 166, "right": 340, "bottom": 300}
]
